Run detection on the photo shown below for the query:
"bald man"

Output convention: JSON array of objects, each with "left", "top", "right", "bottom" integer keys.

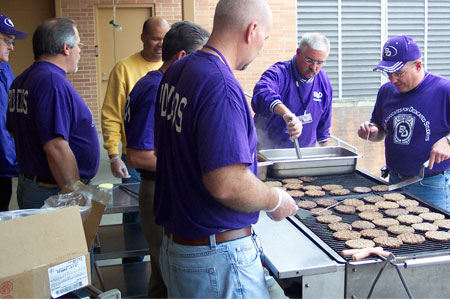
[
  {"left": 100, "top": 16, "right": 169, "bottom": 264},
  {"left": 154, "top": 0, "right": 297, "bottom": 298}
]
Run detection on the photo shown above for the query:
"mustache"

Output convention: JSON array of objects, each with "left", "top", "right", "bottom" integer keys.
[{"left": 307, "top": 68, "right": 318, "bottom": 76}]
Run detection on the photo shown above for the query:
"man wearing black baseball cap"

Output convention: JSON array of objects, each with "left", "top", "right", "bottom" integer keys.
[
  {"left": 358, "top": 35, "right": 450, "bottom": 211},
  {"left": 0, "top": 14, "right": 27, "bottom": 211}
]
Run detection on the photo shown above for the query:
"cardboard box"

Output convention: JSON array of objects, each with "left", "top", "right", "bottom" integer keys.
[
  {"left": 83, "top": 194, "right": 109, "bottom": 249},
  {"left": 0, "top": 206, "right": 91, "bottom": 298}
]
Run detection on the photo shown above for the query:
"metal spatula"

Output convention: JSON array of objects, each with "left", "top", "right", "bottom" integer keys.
[
  {"left": 296, "top": 200, "right": 341, "bottom": 219},
  {"left": 387, "top": 160, "right": 429, "bottom": 191}
]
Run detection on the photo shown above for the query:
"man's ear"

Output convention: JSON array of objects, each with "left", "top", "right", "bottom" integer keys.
[
  {"left": 62, "top": 43, "right": 70, "bottom": 56},
  {"left": 175, "top": 50, "right": 187, "bottom": 60},
  {"left": 245, "top": 22, "right": 258, "bottom": 44}
]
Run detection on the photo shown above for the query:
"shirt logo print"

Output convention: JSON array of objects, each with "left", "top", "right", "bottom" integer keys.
[
  {"left": 313, "top": 91, "right": 322, "bottom": 102},
  {"left": 393, "top": 114, "right": 415, "bottom": 145}
]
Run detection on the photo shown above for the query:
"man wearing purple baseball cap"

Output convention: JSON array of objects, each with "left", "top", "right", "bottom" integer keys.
[
  {"left": 358, "top": 35, "right": 450, "bottom": 211},
  {"left": 0, "top": 14, "right": 27, "bottom": 211}
]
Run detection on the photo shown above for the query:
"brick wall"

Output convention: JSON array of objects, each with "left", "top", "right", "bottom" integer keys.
[
  {"left": 58, "top": 0, "right": 296, "bottom": 126},
  {"left": 194, "top": 0, "right": 297, "bottom": 96},
  {"left": 59, "top": 0, "right": 182, "bottom": 128}
]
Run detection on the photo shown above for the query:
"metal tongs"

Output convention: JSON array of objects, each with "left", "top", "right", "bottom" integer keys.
[
  {"left": 342, "top": 248, "right": 413, "bottom": 298},
  {"left": 387, "top": 160, "right": 429, "bottom": 191},
  {"left": 296, "top": 200, "right": 341, "bottom": 219}
]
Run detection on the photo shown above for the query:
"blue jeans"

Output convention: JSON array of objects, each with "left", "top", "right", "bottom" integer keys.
[
  {"left": 17, "top": 173, "right": 59, "bottom": 209},
  {"left": 160, "top": 232, "right": 270, "bottom": 299},
  {"left": 389, "top": 171, "right": 450, "bottom": 211}
]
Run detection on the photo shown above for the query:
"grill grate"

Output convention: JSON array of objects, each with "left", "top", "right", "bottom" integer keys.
[{"left": 268, "top": 172, "right": 450, "bottom": 260}]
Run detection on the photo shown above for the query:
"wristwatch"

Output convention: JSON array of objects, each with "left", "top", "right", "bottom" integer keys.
[{"left": 446, "top": 134, "right": 450, "bottom": 145}]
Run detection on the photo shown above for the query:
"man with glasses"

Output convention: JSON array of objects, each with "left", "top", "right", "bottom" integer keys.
[
  {"left": 252, "top": 32, "right": 332, "bottom": 149},
  {"left": 0, "top": 14, "right": 27, "bottom": 211},
  {"left": 6, "top": 18, "right": 99, "bottom": 208},
  {"left": 358, "top": 35, "right": 450, "bottom": 211}
]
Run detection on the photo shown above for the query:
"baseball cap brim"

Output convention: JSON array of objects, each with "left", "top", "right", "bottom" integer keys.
[
  {"left": 1, "top": 27, "right": 28, "bottom": 40},
  {"left": 373, "top": 60, "right": 405, "bottom": 73}
]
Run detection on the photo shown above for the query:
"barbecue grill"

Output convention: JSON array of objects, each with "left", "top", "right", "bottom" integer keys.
[{"left": 254, "top": 150, "right": 450, "bottom": 299}]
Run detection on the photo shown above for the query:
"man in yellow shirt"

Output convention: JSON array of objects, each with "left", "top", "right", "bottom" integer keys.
[
  {"left": 101, "top": 16, "right": 169, "bottom": 181},
  {"left": 100, "top": 16, "right": 169, "bottom": 264}
]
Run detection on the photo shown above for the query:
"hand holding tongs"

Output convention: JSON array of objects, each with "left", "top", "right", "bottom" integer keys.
[{"left": 282, "top": 113, "right": 302, "bottom": 159}]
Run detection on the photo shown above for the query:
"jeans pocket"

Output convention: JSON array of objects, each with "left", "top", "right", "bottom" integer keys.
[
  {"left": 420, "top": 176, "right": 446, "bottom": 189},
  {"left": 234, "top": 243, "right": 259, "bottom": 267},
  {"left": 171, "top": 264, "right": 219, "bottom": 298}
]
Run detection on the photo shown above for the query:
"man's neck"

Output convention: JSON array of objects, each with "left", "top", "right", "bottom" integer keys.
[
  {"left": 36, "top": 55, "right": 68, "bottom": 74},
  {"left": 140, "top": 50, "right": 159, "bottom": 63}
]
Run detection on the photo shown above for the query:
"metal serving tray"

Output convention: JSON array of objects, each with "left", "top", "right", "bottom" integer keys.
[{"left": 259, "top": 146, "right": 360, "bottom": 178}]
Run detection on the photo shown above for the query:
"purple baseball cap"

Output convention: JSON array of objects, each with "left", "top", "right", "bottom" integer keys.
[
  {"left": 0, "top": 14, "right": 27, "bottom": 40},
  {"left": 373, "top": 35, "right": 421, "bottom": 73}
]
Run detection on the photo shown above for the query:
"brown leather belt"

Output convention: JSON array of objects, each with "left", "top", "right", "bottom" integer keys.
[
  {"left": 140, "top": 171, "right": 156, "bottom": 181},
  {"left": 424, "top": 170, "right": 447, "bottom": 178},
  {"left": 22, "top": 173, "right": 57, "bottom": 184},
  {"left": 21, "top": 173, "right": 91, "bottom": 185},
  {"left": 165, "top": 226, "right": 252, "bottom": 246}
]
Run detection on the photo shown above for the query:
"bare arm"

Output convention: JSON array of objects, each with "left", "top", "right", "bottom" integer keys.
[
  {"left": 202, "top": 163, "right": 297, "bottom": 221},
  {"left": 126, "top": 148, "right": 157, "bottom": 171},
  {"left": 43, "top": 136, "right": 79, "bottom": 188},
  {"left": 357, "top": 121, "right": 386, "bottom": 142}
]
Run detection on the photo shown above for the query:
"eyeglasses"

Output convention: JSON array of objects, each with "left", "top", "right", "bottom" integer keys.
[
  {"left": 75, "top": 42, "right": 84, "bottom": 49},
  {"left": 0, "top": 37, "right": 15, "bottom": 47},
  {"left": 305, "top": 57, "right": 325, "bottom": 66},
  {"left": 381, "top": 62, "right": 415, "bottom": 78}
]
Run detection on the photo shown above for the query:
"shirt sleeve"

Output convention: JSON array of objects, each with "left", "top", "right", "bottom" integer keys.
[
  {"left": 125, "top": 79, "right": 157, "bottom": 151},
  {"left": 316, "top": 80, "right": 333, "bottom": 143},
  {"left": 371, "top": 86, "right": 385, "bottom": 129},
  {"left": 251, "top": 65, "right": 284, "bottom": 115},
  {"left": 197, "top": 87, "right": 253, "bottom": 174},
  {"left": 34, "top": 79, "right": 72, "bottom": 146},
  {"left": 101, "top": 62, "right": 127, "bottom": 156}
]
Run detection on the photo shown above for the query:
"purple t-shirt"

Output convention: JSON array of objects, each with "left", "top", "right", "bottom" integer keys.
[
  {"left": 0, "top": 62, "right": 17, "bottom": 177},
  {"left": 154, "top": 50, "right": 258, "bottom": 238},
  {"left": 371, "top": 72, "right": 450, "bottom": 176},
  {"left": 124, "top": 70, "right": 163, "bottom": 176},
  {"left": 6, "top": 62, "right": 99, "bottom": 179},
  {"left": 252, "top": 56, "right": 333, "bottom": 149}
]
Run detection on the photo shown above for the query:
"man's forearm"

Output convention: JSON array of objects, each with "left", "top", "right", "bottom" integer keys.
[
  {"left": 273, "top": 103, "right": 291, "bottom": 117},
  {"left": 126, "top": 148, "right": 156, "bottom": 171},
  {"left": 44, "top": 137, "right": 79, "bottom": 188},
  {"left": 202, "top": 164, "right": 278, "bottom": 213}
]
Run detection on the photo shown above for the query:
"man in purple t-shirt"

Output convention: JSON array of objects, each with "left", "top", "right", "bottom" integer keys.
[
  {"left": 154, "top": 0, "right": 297, "bottom": 298},
  {"left": 252, "top": 32, "right": 333, "bottom": 149},
  {"left": 359, "top": 35, "right": 450, "bottom": 210},
  {"left": 124, "top": 21, "right": 209, "bottom": 299},
  {"left": 6, "top": 18, "right": 99, "bottom": 209}
]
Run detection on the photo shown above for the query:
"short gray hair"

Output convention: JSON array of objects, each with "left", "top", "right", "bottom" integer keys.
[
  {"left": 299, "top": 32, "right": 330, "bottom": 55},
  {"left": 32, "top": 18, "right": 78, "bottom": 60}
]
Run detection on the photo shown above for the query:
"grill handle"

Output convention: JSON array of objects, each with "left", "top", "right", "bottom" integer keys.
[{"left": 404, "top": 255, "right": 450, "bottom": 268}]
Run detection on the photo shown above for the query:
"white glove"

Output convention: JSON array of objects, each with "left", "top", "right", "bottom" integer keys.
[
  {"left": 282, "top": 113, "right": 302, "bottom": 141},
  {"left": 266, "top": 187, "right": 297, "bottom": 221},
  {"left": 110, "top": 156, "right": 131, "bottom": 178}
]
